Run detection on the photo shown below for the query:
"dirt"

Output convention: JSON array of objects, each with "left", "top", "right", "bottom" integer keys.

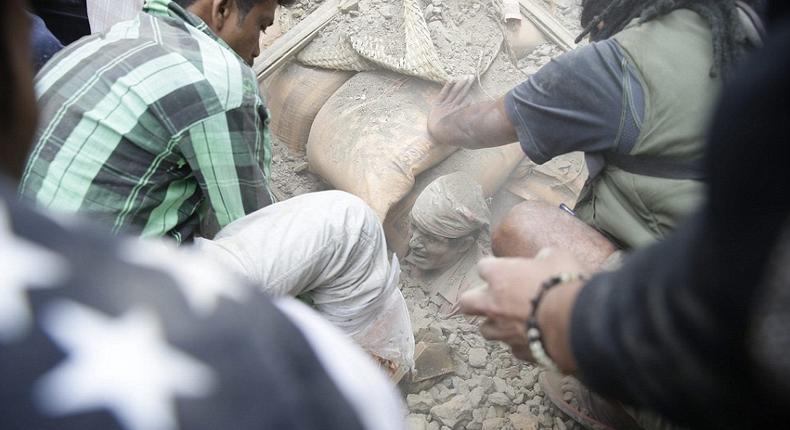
[{"left": 269, "top": 138, "right": 328, "bottom": 200}]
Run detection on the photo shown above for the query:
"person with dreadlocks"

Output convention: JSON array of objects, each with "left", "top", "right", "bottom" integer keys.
[{"left": 428, "top": 0, "right": 766, "bottom": 269}]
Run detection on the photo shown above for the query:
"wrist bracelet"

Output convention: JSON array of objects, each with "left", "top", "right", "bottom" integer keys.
[{"left": 526, "top": 272, "right": 587, "bottom": 370}]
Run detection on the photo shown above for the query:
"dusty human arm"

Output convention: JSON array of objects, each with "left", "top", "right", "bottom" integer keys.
[{"left": 427, "top": 77, "right": 518, "bottom": 149}]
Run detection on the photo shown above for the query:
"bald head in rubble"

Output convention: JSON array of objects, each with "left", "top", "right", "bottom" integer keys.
[{"left": 407, "top": 172, "right": 491, "bottom": 271}]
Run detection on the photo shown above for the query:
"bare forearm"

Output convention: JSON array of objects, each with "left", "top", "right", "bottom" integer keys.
[{"left": 429, "top": 94, "right": 519, "bottom": 149}]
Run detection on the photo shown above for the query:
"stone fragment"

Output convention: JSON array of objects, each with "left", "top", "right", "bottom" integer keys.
[
  {"left": 380, "top": 4, "right": 397, "bottom": 19},
  {"left": 406, "top": 414, "right": 428, "bottom": 430},
  {"left": 488, "top": 392, "right": 512, "bottom": 407},
  {"left": 472, "top": 408, "right": 486, "bottom": 424},
  {"left": 509, "top": 413, "right": 539, "bottom": 430},
  {"left": 430, "top": 384, "right": 454, "bottom": 403},
  {"left": 468, "top": 347, "right": 488, "bottom": 368},
  {"left": 339, "top": 0, "right": 359, "bottom": 13},
  {"left": 493, "top": 376, "right": 508, "bottom": 393},
  {"left": 427, "top": 421, "right": 440, "bottom": 430},
  {"left": 482, "top": 418, "right": 506, "bottom": 430},
  {"left": 479, "top": 376, "right": 495, "bottom": 393},
  {"left": 430, "top": 395, "right": 472, "bottom": 429},
  {"left": 520, "top": 369, "right": 537, "bottom": 387},
  {"left": 555, "top": 416, "right": 568, "bottom": 430},
  {"left": 468, "top": 387, "right": 486, "bottom": 408},
  {"left": 407, "top": 393, "right": 434, "bottom": 414},
  {"left": 498, "top": 366, "right": 520, "bottom": 380},
  {"left": 413, "top": 342, "right": 456, "bottom": 383}
]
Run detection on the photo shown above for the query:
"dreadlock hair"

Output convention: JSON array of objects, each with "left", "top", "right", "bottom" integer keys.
[{"left": 578, "top": 0, "right": 767, "bottom": 79}]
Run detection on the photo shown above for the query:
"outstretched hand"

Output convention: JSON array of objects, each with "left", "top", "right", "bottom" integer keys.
[
  {"left": 427, "top": 76, "right": 475, "bottom": 145},
  {"left": 459, "top": 249, "right": 587, "bottom": 373}
]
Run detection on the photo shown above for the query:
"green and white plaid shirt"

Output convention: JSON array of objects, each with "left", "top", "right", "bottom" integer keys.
[{"left": 20, "top": 0, "right": 274, "bottom": 243}]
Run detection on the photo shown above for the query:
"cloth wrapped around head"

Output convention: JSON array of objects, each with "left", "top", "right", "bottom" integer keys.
[{"left": 411, "top": 172, "right": 491, "bottom": 239}]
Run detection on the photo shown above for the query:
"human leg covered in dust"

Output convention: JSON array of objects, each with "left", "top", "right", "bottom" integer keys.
[
  {"left": 492, "top": 200, "right": 618, "bottom": 270},
  {"left": 195, "top": 191, "right": 415, "bottom": 368}
]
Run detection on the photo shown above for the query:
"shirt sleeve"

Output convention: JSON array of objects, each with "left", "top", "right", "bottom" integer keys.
[
  {"left": 504, "top": 39, "right": 645, "bottom": 164},
  {"left": 177, "top": 105, "right": 273, "bottom": 230}
]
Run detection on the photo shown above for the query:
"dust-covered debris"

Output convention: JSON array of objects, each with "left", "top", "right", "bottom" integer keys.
[
  {"left": 269, "top": 137, "right": 328, "bottom": 200},
  {"left": 298, "top": 0, "right": 504, "bottom": 80}
]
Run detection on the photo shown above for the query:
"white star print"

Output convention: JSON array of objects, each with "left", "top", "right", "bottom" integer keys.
[
  {"left": 120, "top": 240, "right": 249, "bottom": 317},
  {"left": 35, "top": 300, "right": 215, "bottom": 430},
  {"left": 0, "top": 203, "right": 69, "bottom": 343}
]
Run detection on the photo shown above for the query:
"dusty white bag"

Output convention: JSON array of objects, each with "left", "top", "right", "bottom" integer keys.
[
  {"left": 308, "top": 72, "right": 456, "bottom": 220},
  {"left": 262, "top": 63, "right": 354, "bottom": 155}
]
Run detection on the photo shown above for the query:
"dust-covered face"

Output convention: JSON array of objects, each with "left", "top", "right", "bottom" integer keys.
[{"left": 406, "top": 222, "right": 475, "bottom": 271}]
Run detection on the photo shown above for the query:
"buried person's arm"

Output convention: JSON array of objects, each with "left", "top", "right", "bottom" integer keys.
[{"left": 426, "top": 76, "right": 517, "bottom": 150}]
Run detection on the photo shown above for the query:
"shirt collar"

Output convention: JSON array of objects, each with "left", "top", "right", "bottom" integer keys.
[{"left": 142, "top": 0, "right": 238, "bottom": 56}]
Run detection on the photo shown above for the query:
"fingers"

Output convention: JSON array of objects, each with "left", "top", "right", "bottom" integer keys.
[
  {"left": 475, "top": 256, "right": 501, "bottom": 283},
  {"left": 459, "top": 285, "right": 493, "bottom": 316},
  {"left": 448, "top": 75, "right": 475, "bottom": 105},
  {"left": 479, "top": 318, "right": 528, "bottom": 345},
  {"left": 453, "top": 76, "right": 475, "bottom": 104},
  {"left": 436, "top": 80, "right": 453, "bottom": 102}
]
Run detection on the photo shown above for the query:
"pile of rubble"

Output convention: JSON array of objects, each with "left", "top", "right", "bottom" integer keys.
[{"left": 264, "top": 2, "right": 589, "bottom": 429}]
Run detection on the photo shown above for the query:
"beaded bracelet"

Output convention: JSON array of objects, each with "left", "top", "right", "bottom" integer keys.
[{"left": 526, "top": 272, "right": 587, "bottom": 371}]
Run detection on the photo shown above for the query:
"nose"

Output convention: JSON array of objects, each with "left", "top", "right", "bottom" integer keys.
[
  {"left": 409, "top": 234, "right": 424, "bottom": 250},
  {"left": 252, "top": 42, "right": 261, "bottom": 61}
]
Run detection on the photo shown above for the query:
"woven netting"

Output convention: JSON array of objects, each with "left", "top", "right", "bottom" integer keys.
[{"left": 298, "top": 0, "right": 502, "bottom": 83}]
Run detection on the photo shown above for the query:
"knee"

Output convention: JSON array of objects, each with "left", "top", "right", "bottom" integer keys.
[
  {"left": 491, "top": 200, "right": 552, "bottom": 258},
  {"left": 320, "top": 191, "right": 383, "bottom": 240}
]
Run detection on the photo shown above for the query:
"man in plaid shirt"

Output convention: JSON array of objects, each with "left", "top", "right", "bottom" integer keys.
[{"left": 19, "top": 0, "right": 414, "bottom": 368}]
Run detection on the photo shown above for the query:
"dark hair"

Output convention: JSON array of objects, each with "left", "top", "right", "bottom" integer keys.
[
  {"left": 578, "top": 0, "right": 767, "bottom": 78},
  {"left": 174, "top": 0, "right": 297, "bottom": 14}
]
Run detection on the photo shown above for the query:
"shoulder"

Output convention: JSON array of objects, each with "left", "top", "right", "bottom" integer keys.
[{"left": 179, "top": 24, "right": 262, "bottom": 112}]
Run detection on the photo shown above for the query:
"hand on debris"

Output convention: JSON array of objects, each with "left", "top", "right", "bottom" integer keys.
[
  {"left": 459, "top": 248, "right": 587, "bottom": 373},
  {"left": 427, "top": 76, "right": 475, "bottom": 144}
]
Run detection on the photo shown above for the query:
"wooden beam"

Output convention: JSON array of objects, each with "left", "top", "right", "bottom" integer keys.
[
  {"left": 518, "top": 0, "right": 576, "bottom": 52},
  {"left": 253, "top": 0, "right": 356, "bottom": 80}
]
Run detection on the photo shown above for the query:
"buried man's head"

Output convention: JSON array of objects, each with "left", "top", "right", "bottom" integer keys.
[{"left": 407, "top": 172, "right": 490, "bottom": 271}]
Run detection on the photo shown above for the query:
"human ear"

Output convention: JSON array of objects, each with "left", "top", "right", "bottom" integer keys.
[
  {"left": 458, "top": 235, "right": 476, "bottom": 253},
  {"left": 211, "top": 0, "right": 233, "bottom": 31}
]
